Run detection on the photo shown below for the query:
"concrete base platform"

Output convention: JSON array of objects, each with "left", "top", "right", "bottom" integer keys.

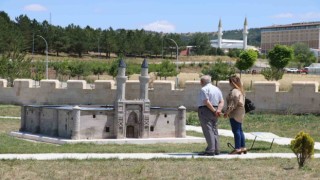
[{"left": 10, "top": 131, "right": 206, "bottom": 145}]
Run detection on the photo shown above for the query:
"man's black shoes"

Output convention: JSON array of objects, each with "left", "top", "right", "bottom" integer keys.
[{"left": 198, "top": 152, "right": 215, "bottom": 156}]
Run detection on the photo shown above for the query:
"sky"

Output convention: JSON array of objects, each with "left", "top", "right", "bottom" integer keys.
[{"left": 1, "top": 0, "right": 320, "bottom": 33}]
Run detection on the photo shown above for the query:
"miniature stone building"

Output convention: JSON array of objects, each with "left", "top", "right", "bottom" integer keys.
[{"left": 20, "top": 59, "right": 186, "bottom": 139}]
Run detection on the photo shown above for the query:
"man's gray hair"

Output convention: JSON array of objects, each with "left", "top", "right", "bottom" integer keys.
[{"left": 201, "top": 75, "right": 211, "bottom": 84}]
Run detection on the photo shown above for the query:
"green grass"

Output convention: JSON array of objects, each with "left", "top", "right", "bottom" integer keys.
[
  {"left": 187, "top": 111, "right": 320, "bottom": 142},
  {"left": 1, "top": 159, "right": 320, "bottom": 179},
  {"left": 0, "top": 105, "right": 20, "bottom": 117}
]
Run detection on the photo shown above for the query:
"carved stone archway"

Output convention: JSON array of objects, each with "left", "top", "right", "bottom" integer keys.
[{"left": 126, "top": 111, "right": 139, "bottom": 138}]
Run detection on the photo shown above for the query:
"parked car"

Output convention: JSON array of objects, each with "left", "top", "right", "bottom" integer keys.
[
  {"left": 284, "top": 68, "right": 299, "bottom": 73},
  {"left": 298, "top": 67, "right": 308, "bottom": 74}
]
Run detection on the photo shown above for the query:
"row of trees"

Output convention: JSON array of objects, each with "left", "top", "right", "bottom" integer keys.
[
  {"left": 0, "top": 11, "right": 264, "bottom": 59},
  {"left": 0, "top": 44, "right": 316, "bottom": 86}
]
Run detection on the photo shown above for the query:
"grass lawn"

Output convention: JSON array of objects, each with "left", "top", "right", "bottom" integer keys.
[
  {"left": 1, "top": 159, "right": 320, "bottom": 179},
  {"left": 187, "top": 111, "right": 320, "bottom": 142}
]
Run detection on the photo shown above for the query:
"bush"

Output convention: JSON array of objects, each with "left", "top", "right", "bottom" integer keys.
[
  {"left": 186, "top": 111, "right": 200, "bottom": 126},
  {"left": 290, "top": 131, "right": 314, "bottom": 168},
  {"left": 261, "top": 67, "right": 284, "bottom": 81}
]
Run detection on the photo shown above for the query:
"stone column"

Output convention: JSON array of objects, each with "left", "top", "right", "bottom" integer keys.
[
  {"left": 139, "top": 59, "right": 150, "bottom": 100},
  {"left": 71, "top": 106, "right": 81, "bottom": 140},
  {"left": 177, "top": 106, "right": 186, "bottom": 138},
  {"left": 116, "top": 59, "right": 127, "bottom": 101},
  {"left": 142, "top": 101, "right": 150, "bottom": 138},
  {"left": 115, "top": 101, "right": 125, "bottom": 138}
]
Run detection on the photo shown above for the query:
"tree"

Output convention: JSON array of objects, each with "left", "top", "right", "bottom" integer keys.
[
  {"left": 216, "top": 48, "right": 225, "bottom": 56},
  {"left": 51, "top": 61, "right": 70, "bottom": 81},
  {"left": 31, "top": 60, "right": 45, "bottom": 84},
  {"left": 0, "top": 48, "right": 32, "bottom": 86},
  {"left": 188, "top": 33, "right": 211, "bottom": 55},
  {"left": 291, "top": 43, "right": 316, "bottom": 68},
  {"left": 157, "top": 59, "right": 178, "bottom": 80},
  {"left": 68, "top": 61, "right": 90, "bottom": 79},
  {"left": 262, "top": 44, "right": 293, "bottom": 81},
  {"left": 268, "top": 44, "right": 294, "bottom": 70},
  {"left": 108, "top": 59, "right": 121, "bottom": 78},
  {"left": 101, "top": 27, "right": 117, "bottom": 58},
  {"left": 227, "top": 48, "right": 242, "bottom": 58},
  {"left": 91, "top": 61, "right": 108, "bottom": 80},
  {"left": 201, "top": 59, "right": 235, "bottom": 85},
  {"left": 65, "top": 24, "right": 87, "bottom": 57},
  {"left": 235, "top": 49, "right": 258, "bottom": 77},
  {"left": 51, "top": 26, "right": 66, "bottom": 56},
  {"left": 290, "top": 131, "right": 314, "bottom": 168}
]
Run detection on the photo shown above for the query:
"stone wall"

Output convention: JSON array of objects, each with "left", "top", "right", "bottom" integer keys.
[{"left": 1, "top": 79, "right": 319, "bottom": 114}]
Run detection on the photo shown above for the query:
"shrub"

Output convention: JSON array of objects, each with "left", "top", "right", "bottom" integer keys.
[
  {"left": 261, "top": 67, "right": 284, "bottom": 81},
  {"left": 290, "top": 131, "right": 314, "bottom": 168},
  {"left": 186, "top": 111, "right": 200, "bottom": 126}
]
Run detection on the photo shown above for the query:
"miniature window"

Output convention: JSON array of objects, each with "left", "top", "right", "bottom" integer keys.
[
  {"left": 93, "top": 114, "right": 96, "bottom": 118},
  {"left": 105, "top": 127, "right": 110, "bottom": 132},
  {"left": 150, "top": 126, "right": 154, "bottom": 132}
]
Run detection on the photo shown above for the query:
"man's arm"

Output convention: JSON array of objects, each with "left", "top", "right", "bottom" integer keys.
[
  {"left": 217, "top": 99, "right": 224, "bottom": 115},
  {"left": 203, "top": 99, "right": 217, "bottom": 113}
]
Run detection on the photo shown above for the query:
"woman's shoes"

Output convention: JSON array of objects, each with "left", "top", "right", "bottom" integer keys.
[
  {"left": 229, "top": 149, "right": 242, "bottom": 155},
  {"left": 241, "top": 148, "right": 247, "bottom": 154}
]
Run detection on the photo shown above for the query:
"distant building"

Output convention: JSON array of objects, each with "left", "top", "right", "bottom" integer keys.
[
  {"left": 260, "top": 21, "right": 320, "bottom": 53},
  {"left": 211, "top": 18, "right": 258, "bottom": 51}
]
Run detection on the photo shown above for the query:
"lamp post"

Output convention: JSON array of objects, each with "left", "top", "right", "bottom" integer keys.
[
  {"left": 166, "top": 38, "right": 179, "bottom": 71},
  {"left": 37, "top": 35, "right": 48, "bottom": 79},
  {"left": 166, "top": 38, "right": 179, "bottom": 88}
]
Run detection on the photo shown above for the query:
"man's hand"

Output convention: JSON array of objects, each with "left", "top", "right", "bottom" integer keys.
[{"left": 215, "top": 110, "right": 222, "bottom": 117}]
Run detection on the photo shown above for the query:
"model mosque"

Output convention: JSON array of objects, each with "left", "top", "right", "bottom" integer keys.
[{"left": 18, "top": 59, "right": 187, "bottom": 140}]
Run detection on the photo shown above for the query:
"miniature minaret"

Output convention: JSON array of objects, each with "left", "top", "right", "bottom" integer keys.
[
  {"left": 217, "top": 19, "right": 223, "bottom": 49},
  {"left": 116, "top": 59, "right": 127, "bottom": 100},
  {"left": 243, "top": 17, "right": 248, "bottom": 50},
  {"left": 139, "top": 58, "right": 150, "bottom": 100}
]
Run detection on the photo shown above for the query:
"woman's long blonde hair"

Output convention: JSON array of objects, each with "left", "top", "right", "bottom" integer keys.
[{"left": 229, "top": 75, "right": 244, "bottom": 95}]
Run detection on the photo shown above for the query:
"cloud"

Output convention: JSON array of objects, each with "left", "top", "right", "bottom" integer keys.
[
  {"left": 142, "top": 20, "right": 175, "bottom": 33},
  {"left": 271, "top": 13, "right": 294, "bottom": 19},
  {"left": 23, "top": 4, "right": 47, "bottom": 12}
]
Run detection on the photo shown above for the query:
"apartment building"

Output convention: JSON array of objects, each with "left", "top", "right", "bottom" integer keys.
[{"left": 260, "top": 22, "right": 320, "bottom": 53}]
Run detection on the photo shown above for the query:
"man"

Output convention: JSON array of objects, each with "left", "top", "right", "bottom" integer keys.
[{"left": 197, "top": 75, "right": 224, "bottom": 156}]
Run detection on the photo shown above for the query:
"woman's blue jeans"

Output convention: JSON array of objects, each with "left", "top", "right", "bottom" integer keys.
[{"left": 230, "top": 118, "right": 245, "bottom": 149}]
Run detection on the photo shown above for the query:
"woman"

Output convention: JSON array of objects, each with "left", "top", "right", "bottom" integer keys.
[{"left": 224, "top": 75, "right": 246, "bottom": 154}]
